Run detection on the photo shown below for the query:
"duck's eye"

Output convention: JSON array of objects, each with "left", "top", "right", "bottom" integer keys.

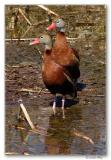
[{"left": 40, "top": 36, "right": 43, "bottom": 39}]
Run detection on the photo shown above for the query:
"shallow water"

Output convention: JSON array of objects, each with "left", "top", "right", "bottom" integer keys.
[{"left": 5, "top": 5, "right": 106, "bottom": 156}]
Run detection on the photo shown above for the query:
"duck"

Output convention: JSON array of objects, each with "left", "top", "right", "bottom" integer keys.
[
  {"left": 47, "top": 18, "right": 80, "bottom": 96},
  {"left": 29, "top": 34, "right": 77, "bottom": 118}
]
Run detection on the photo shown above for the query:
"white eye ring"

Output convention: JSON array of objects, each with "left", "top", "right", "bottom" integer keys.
[{"left": 40, "top": 36, "right": 43, "bottom": 39}]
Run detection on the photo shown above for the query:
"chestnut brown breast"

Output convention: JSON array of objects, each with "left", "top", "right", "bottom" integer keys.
[{"left": 42, "top": 51, "right": 70, "bottom": 86}]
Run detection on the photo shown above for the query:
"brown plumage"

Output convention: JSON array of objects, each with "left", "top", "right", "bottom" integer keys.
[
  {"left": 47, "top": 19, "right": 80, "bottom": 96},
  {"left": 42, "top": 50, "right": 74, "bottom": 95},
  {"left": 30, "top": 34, "right": 76, "bottom": 118}
]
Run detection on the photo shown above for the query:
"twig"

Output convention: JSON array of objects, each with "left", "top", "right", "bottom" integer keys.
[
  {"left": 5, "top": 152, "right": 20, "bottom": 155},
  {"left": 17, "top": 99, "right": 51, "bottom": 136},
  {"left": 38, "top": 88, "right": 43, "bottom": 95},
  {"left": 5, "top": 152, "right": 30, "bottom": 155},
  {"left": 90, "top": 95, "right": 105, "bottom": 97},
  {"left": 37, "top": 5, "right": 59, "bottom": 17},
  {"left": 16, "top": 126, "right": 47, "bottom": 136},
  {"left": 18, "top": 99, "right": 35, "bottom": 130},
  {"left": 6, "top": 79, "right": 16, "bottom": 81},
  {"left": 5, "top": 38, "right": 34, "bottom": 41},
  {"left": 29, "top": 129, "right": 47, "bottom": 136},
  {"left": 20, "top": 88, "right": 41, "bottom": 93},
  {"left": 18, "top": 8, "right": 32, "bottom": 26},
  {"left": 22, "top": 26, "right": 32, "bottom": 38},
  {"left": 98, "top": 60, "right": 105, "bottom": 65},
  {"left": 5, "top": 37, "right": 79, "bottom": 42},
  {"left": 71, "top": 129, "right": 94, "bottom": 144},
  {"left": 5, "top": 87, "right": 50, "bottom": 94},
  {"left": 6, "top": 64, "right": 20, "bottom": 68},
  {"left": 10, "top": 124, "right": 50, "bottom": 136},
  {"left": 19, "top": 88, "right": 50, "bottom": 94}
]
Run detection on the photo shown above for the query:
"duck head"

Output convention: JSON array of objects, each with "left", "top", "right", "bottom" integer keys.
[
  {"left": 29, "top": 34, "right": 52, "bottom": 50},
  {"left": 47, "top": 18, "right": 65, "bottom": 32}
]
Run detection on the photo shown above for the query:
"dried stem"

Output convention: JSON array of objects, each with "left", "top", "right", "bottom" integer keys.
[
  {"left": 18, "top": 100, "right": 35, "bottom": 130},
  {"left": 37, "top": 5, "right": 59, "bottom": 17},
  {"left": 71, "top": 129, "right": 94, "bottom": 144},
  {"left": 18, "top": 8, "right": 32, "bottom": 26},
  {"left": 19, "top": 88, "right": 50, "bottom": 94},
  {"left": 5, "top": 37, "right": 79, "bottom": 42}
]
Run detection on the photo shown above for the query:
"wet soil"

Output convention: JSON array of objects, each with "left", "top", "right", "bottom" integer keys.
[{"left": 5, "top": 5, "right": 106, "bottom": 156}]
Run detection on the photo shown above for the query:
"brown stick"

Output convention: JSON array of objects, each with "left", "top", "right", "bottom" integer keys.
[
  {"left": 18, "top": 8, "right": 32, "bottom": 26},
  {"left": 5, "top": 152, "right": 30, "bottom": 155},
  {"left": 37, "top": 5, "right": 59, "bottom": 17},
  {"left": 5, "top": 37, "right": 79, "bottom": 41},
  {"left": 22, "top": 26, "right": 32, "bottom": 38},
  {"left": 19, "top": 100, "right": 35, "bottom": 130},
  {"left": 19, "top": 88, "right": 50, "bottom": 94},
  {"left": 71, "top": 129, "right": 94, "bottom": 144},
  {"left": 5, "top": 152, "right": 20, "bottom": 155}
]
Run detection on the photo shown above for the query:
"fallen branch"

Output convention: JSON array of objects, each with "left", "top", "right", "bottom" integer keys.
[
  {"left": 5, "top": 87, "right": 50, "bottom": 94},
  {"left": 37, "top": 5, "right": 59, "bottom": 17},
  {"left": 16, "top": 126, "right": 47, "bottom": 136},
  {"left": 18, "top": 8, "right": 32, "bottom": 26},
  {"left": 98, "top": 60, "right": 105, "bottom": 65},
  {"left": 5, "top": 152, "right": 30, "bottom": 155},
  {"left": 6, "top": 64, "right": 20, "bottom": 68},
  {"left": 5, "top": 38, "right": 34, "bottom": 41},
  {"left": 19, "top": 88, "right": 50, "bottom": 94},
  {"left": 18, "top": 99, "right": 35, "bottom": 130},
  {"left": 71, "top": 129, "right": 94, "bottom": 144},
  {"left": 22, "top": 26, "right": 32, "bottom": 38},
  {"left": 17, "top": 99, "right": 53, "bottom": 136},
  {"left": 6, "top": 80, "right": 17, "bottom": 82},
  {"left": 8, "top": 124, "right": 50, "bottom": 136},
  {"left": 29, "top": 129, "right": 48, "bottom": 136},
  {"left": 5, "top": 37, "right": 79, "bottom": 42},
  {"left": 5, "top": 152, "right": 20, "bottom": 155}
]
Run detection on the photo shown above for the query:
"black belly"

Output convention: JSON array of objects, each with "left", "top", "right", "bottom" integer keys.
[{"left": 44, "top": 80, "right": 74, "bottom": 95}]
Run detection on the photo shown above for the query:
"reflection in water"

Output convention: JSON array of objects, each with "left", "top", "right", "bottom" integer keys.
[
  {"left": 45, "top": 106, "right": 83, "bottom": 155},
  {"left": 7, "top": 118, "right": 46, "bottom": 154},
  {"left": 7, "top": 105, "right": 94, "bottom": 155},
  {"left": 6, "top": 95, "right": 106, "bottom": 155},
  {"left": 24, "top": 132, "right": 45, "bottom": 154}
]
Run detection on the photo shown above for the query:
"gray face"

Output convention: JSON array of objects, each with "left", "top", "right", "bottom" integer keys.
[
  {"left": 56, "top": 19, "right": 65, "bottom": 28},
  {"left": 39, "top": 35, "right": 52, "bottom": 45}
]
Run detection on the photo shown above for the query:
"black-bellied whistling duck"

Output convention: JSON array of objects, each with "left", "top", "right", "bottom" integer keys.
[
  {"left": 47, "top": 18, "right": 80, "bottom": 96},
  {"left": 30, "top": 35, "right": 76, "bottom": 118}
]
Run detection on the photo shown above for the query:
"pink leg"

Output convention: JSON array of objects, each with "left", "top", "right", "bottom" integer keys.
[
  {"left": 52, "top": 96, "right": 56, "bottom": 115},
  {"left": 62, "top": 96, "right": 65, "bottom": 119}
]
